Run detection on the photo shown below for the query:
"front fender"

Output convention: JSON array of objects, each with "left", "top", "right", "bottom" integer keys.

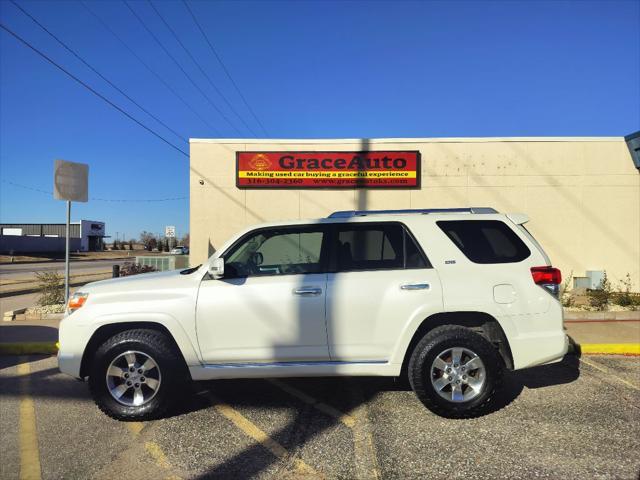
[
  {"left": 88, "top": 312, "right": 202, "bottom": 366},
  {"left": 58, "top": 311, "right": 202, "bottom": 379}
]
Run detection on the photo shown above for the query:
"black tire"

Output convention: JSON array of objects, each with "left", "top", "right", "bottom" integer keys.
[
  {"left": 408, "top": 325, "right": 504, "bottom": 419},
  {"left": 88, "top": 328, "right": 186, "bottom": 421}
]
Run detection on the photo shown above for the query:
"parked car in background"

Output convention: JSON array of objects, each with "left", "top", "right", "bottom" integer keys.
[
  {"left": 170, "top": 246, "right": 189, "bottom": 255},
  {"left": 58, "top": 207, "right": 567, "bottom": 421}
]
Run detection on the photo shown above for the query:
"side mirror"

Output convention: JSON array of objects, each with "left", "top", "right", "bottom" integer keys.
[
  {"left": 251, "top": 252, "right": 264, "bottom": 266},
  {"left": 208, "top": 257, "right": 225, "bottom": 279}
]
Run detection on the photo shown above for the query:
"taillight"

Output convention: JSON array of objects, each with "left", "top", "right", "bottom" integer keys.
[
  {"left": 531, "top": 266, "right": 562, "bottom": 285},
  {"left": 531, "top": 266, "right": 562, "bottom": 297}
]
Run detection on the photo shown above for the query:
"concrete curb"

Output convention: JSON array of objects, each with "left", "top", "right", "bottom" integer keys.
[
  {"left": 564, "top": 311, "right": 640, "bottom": 321},
  {"left": 3, "top": 310, "right": 64, "bottom": 322},
  {"left": 580, "top": 343, "right": 640, "bottom": 356},
  {"left": 3, "top": 308, "right": 27, "bottom": 322},
  {"left": 23, "top": 313, "right": 65, "bottom": 322}
]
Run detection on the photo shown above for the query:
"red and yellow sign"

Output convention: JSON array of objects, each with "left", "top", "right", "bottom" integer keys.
[{"left": 236, "top": 151, "right": 420, "bottom": 189}]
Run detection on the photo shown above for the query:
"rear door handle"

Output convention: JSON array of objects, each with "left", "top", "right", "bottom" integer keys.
[
  {"left": 293, "top": 287, "right": 323, "bottom": 296},
  {"left": 400, "top": 283, "right": 430, "bottom": 290}
]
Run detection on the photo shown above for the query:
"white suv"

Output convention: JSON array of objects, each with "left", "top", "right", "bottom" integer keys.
[{"left": 58, "top": 208, "right": 568, "bottom": 420}]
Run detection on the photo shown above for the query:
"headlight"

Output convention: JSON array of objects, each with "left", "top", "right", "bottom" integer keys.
[{"left": 67, "top": 292, "right": 89, "bottom": 313}]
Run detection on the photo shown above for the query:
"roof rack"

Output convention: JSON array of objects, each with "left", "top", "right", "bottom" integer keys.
[{"left": 327, "top": 207, "right": 498, "bottom": 218}]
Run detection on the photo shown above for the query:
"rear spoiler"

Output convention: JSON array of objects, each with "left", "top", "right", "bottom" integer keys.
[{"left": 506, "top": 213, "right": 529, "bottom": 225}]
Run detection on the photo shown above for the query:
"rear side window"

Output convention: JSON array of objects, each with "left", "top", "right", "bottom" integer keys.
[
  {"left": 335, "top": 223, "right": 429, "bottom": 271},
  {"left": 437, "top": 220, "right": 530, "bottom": 264}
]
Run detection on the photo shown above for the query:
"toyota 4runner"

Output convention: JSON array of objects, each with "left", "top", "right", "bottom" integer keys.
[{"left": 58, "top": 208, "right": 568, "bottom": 420}]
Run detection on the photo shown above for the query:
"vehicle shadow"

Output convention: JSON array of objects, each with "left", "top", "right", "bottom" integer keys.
[
  {"left": 488, "top": 353, "right": 581, "bottom": 414},
  {"left": 0, "top": 353, "right": 51, "bottom": 371},
  {"left": 0, "top": 325, "right": 58, "bottom": 344}
]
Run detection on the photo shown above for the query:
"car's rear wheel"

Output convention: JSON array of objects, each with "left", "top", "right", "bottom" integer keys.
[
  {"left": 408, "top": 325, "right": 503, "bottom": 418},
  {"left": 88, "top": 329, "right": 185, "bottom": 421}
]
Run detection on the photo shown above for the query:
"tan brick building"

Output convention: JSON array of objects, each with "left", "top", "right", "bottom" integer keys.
[{"left": 190, "top": 136, "right": 640, "bottom": 289}]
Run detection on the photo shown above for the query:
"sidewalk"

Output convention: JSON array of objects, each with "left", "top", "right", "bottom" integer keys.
[{"left": 565, "top": 320, "right": 640, "bottom": 344}]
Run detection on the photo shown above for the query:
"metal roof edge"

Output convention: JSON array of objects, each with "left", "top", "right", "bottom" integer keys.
[{"left": 189, "top": 136, "right": 625, "bottom": 144}]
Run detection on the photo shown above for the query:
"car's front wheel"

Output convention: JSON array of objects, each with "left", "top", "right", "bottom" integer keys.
[
  {"left": 88, "top": 329, "right": 186, "bottom": 421},
  {"left": 408, "top": 325, "right": 504, "bottom": 418}
]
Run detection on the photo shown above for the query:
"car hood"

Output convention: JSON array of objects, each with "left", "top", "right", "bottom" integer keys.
[{"left": 81, "top": 268, "right": 197, "bottom": 294}]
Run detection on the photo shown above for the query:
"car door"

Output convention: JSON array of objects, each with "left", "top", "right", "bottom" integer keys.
[
  {"left": 196, "top": 224, "right": 331, "bottom": 364},
  {"left": 325, "top": 222, "right": 443, "bottom": 362}
]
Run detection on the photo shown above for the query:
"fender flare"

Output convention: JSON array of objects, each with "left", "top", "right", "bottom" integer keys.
[
  {"left": 80, "top": 312, "right": 201, "bottom": 374},
  {"left": 389, "top": 308, "right": 516, "bottom": 369}
]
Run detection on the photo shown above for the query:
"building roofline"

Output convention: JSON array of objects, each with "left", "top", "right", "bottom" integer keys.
[{"left": 189, "top": 136, "right": 625, "bottom": 145}]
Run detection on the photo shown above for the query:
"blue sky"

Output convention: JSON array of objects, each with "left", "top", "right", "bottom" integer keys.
[{"left": 1, "top": 0, "right": 638, "bottom": 240}]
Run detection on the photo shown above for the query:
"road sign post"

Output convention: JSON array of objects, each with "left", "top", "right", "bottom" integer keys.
[
  {"left": 165, "top": 226, "right": 176, "bottom": 249},
  {"left": 65, "top": 200, "right": 70, "bottom": 302},
  {"left": 54, "top": 160, "right": 88, "bottom": 304}
]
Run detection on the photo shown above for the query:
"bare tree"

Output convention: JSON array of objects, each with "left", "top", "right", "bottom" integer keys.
[
  {"left": 140, "top": 231, "right": 157, "bottom": 251},
  {"left": 181, "top": 233, "right": 190, "bottom": 247}
]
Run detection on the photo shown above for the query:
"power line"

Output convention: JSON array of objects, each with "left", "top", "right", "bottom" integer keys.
[
  {"left": 10, "top": 0, "right": 187, "bottom": 144},
  {"left": 182, "top": 0, "right": 269, "bottom": 137},
  {"left": 148, "top": 0, "right": 258, "bottom": 137},
  {"left": 2, "top": 180, "right": 188, "bottom": 202},
  {"left": 80, "top": 0, "right": 223, "bottom": 137},
  {"left": 124, "top": 0, "right": 243, "bottom": 136},
  {"left": 146, "top": 0, "right": 252, "bottom": 137},
  {"left": 0, "top": 21, "right": 189, "bottom": 157}
]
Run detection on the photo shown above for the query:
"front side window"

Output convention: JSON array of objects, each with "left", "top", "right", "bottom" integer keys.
[
  {"left": 334, "top": 223, "right": 429, "bottom": 271},
  {"left": 437, "top": 220, "right": 530, "bottom": 264},
  {"left": 224, "top": 227, "right": 325, "bottom": 277}
]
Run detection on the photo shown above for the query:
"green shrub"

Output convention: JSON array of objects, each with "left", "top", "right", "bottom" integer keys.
[
  {"left": 587, "top": 272, "right": 612, "bottom": 311},
  {"left": 560, "top": 271, "right": 574, "bottom": 307},
  {"left": 615, "top": 273, "right": 634, "bottom": 307},
  {"left": 35, "top": 271, "right": 64, "bottom": 306}
]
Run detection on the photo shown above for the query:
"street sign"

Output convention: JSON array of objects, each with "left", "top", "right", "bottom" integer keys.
[
  {"left": 165, "top": 226, "right": 176, "bottom": 238},
  {"left": 54, "top": 160, "right": 89, "bottom": 202},
  {"left": 54, "top": 159, "right": 89, "bottom": 304}
]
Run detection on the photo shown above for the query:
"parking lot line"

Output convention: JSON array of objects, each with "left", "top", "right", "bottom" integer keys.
[
  {"left": 348, "top": 385, "right": 380, "bottom": 480},
  {"left": 144, "top": 441, "right": 172, "bottom": 469},
  {"left": 581, "top": 358, "right": 640, "bottom": 391},
  {"left": 267, "top": 379, "right": 356, "bottom": 428},
  {"left": 206, "top": 392, "right": 322, "bottom": 478},
  {"left": 124, "top": 421, "right": 181, "bottom": 479},
  {"left": 17, "top": 358, "right": 41, "bottom": 480},
  {"left": 126, "top": 421, "right": 145, "bottom": 436}
]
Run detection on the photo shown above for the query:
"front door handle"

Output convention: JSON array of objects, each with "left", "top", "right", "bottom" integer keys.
[
  {"left": 400, "top": 283, "right": 430, "bottom": 290},
  {"left": 293, "top": 287, "right": 322, "bottom": 296}
]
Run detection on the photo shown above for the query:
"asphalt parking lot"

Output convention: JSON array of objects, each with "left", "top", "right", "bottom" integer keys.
[{"left": 1, "top": 354, "right": 639, "bottom": 479}]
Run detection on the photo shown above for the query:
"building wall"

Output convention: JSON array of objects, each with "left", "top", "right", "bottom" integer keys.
[
  {"left": 0, "top": 235, "right": 81, "bottom": 253},
  {"left": 80, "top": 220, "right": 105, "bottom": 251},
  {"left": 0, "top": 223, "right": 81, "bottom": 237},
  {"left": 190, "top": 137, "right": 640, "bottom": 289}
]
